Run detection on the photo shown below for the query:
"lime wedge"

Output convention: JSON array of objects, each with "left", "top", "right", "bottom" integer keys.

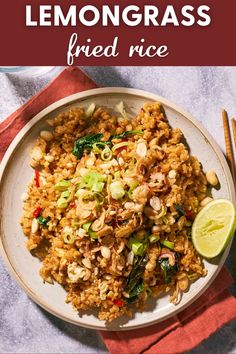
[{"left": 192, "top": 199, "right": 236, "bottom": 258}]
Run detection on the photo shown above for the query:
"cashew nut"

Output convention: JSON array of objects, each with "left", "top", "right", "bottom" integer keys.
[
  {"left": 40, "top": 130, "right": 54, "bottom": 142},
  {"left": 200, "top": 197, "right": 213, "bottom": 207},
  {"left": 206, "top": 170, "right": 219, "bottom": 186}
]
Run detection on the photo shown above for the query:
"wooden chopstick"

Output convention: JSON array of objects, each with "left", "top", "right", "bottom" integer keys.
[
  {"left": 232, "top": 118, "right": 236, "bottom": 150},
  {"left": 222, "top": 110, "right": 236, "bottom": 182}
]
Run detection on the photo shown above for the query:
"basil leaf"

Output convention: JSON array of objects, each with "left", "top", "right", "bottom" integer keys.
[
  {"left": 73, "top": 134, "right": 104, "bottom": 159},
  {"left": 175, "top": 204, "right": 185, "bottom": 220},
  {"left": 125, "top": 280, "right": 145, "bottom": 304},
  {"left": 129, "top": 280, "right": 144, "bottom": 298},
  {"left": 125, "top": 296, "right": 138, "bottom": 304},
  {"left": 124, "top": 254, "right": 147, "bottom": 294},
  {"left": 159, "top": 258, "right": 178, "bottom": 284}
]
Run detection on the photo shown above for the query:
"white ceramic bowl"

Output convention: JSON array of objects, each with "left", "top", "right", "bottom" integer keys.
[{"left": 0, "top": 88, "right": 235, "bottom": 330}]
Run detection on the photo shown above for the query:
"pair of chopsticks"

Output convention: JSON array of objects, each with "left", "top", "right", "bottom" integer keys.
[{"left": 222, "top": 110, "right": 236, "bottom": 183}]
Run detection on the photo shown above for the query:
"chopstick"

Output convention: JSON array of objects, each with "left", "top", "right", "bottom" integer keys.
[
  {"left": 222, "top": 110, "right": 236, "bottom": 182},
  {"left": 232, "top": 118, "right": 236, "bottom": 151}
]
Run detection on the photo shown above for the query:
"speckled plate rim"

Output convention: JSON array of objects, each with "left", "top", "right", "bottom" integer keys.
[{"left": 0, "top": 87, "right": 235, "bottom": 331}]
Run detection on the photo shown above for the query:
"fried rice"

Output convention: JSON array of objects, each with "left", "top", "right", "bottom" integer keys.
[{"left": 20, "top": 102, "right": 210, "bottom": 322}]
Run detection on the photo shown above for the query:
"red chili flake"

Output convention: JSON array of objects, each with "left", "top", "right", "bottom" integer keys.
[
  {"left": 33, "top": 207, "right": 42, "bottom": 218},
  {"left": 185, "top": 210, "right": 194, "bottom": 221},
  {"left": 35, "top": 169, "right": 40, "bottom": 188},
  {"left": 69, "top": 202, "right": 76, "bottom": 208},
  {"left": 113, "top": 299, "right": 124, "bottom": 307}
]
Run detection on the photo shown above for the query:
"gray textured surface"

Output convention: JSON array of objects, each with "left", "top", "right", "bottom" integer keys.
[{"left": 0, "top": 66, "right": 236, "bottom": 354}]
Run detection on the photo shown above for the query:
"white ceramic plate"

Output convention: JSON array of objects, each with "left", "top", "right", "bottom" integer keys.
[{"left": 0, "top": 88, "right": 235, "bottom": 331}]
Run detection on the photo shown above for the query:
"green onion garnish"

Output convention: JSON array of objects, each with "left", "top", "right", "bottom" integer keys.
[
  {"left": 63, "top": 233, "right": 75, "bottom": 244},
  {"left": 92, "top": 142, "right": 113, "bottom": 161},
  {"left": 80, "top": 171, "right": 106, "bottom": 193},
  {"left": 83, "top": 222, "right": 92, "bottom": 232},
  {"left": 149, "top": 235, "right": 160, "bottom": 243},
  {"left": 55, "top": 179, "right": 71, "bottom": 191},
  {"left": 61, "top": 190, "right": 70, "bottom": 199},
  {"left": 82, "top": 222, "right": 98, "bottom": 239},
  {"left": 57, "top": 197, "right": 68, "bottom": 209},
  {"left": 109, "top": 181, "right": 125, "bottom": 200},
  {"left": 89, "top": 230, "right": 98, "bottom": 239},
  {"left": 160, "top": 240, "right": 175, "bottom": 250},
  {"left": 112, "top": 141, "right": 130, "bottom": 152},
  {"left": 128, "top": 237, "right": 146, "bottom": 256},
  {"left": 132, "top": 242, "right": 145, "bottom": 256}
]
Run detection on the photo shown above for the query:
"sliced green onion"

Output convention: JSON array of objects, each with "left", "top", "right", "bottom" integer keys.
[
  {"left": 127, "top": 180, "right": 140, "bottom": 199},
  {"left": 89, "top": 230, "right": 98, "bottom": 239},
  {"left": 101, "top": 147, "right": 112, "bottom": 161},
  {"left": 75, "top": 188, "right": 85, "bottom": 197},
  {"left": 162, "top": 216, "right": 168, "bottom": 224},
  {"left": 93, "top": 142, "right": 113, "bottom": 161},
  {"left": 127, "top": 180, "right": 139, "bottom": 190},
  {"left": 64, "top": 233, "right": 75, "bottom": 244},
  {"left": 149, "top": 235, "right": 160, "bottom": 243},
  {"left": 61, "top": 190, "right": 70, "bottom": 199},
  {"left": 83, "top": 222, "right": 92, "bottom": 232},
  {"left": 161, "top": 240, "right": 175, "bottom": 250},
  {"left": 128, "top": 237, "right": 146, "bottom": 256},
  {"left": 84, "top": 171, "right": 106, "bottom": 186},
  {"left": 132, "top": 242, "right": 145, "bottom": 256},
  {"left": 93, "top": 143, "right": 113, "bottom": 161},
  {"left": 57, "top": 197, "right": 68, "bottom": 209},
  {"left": 55, "top": 179, "right": 71, "bottom": 191},
  {"left": 109, "top": 181, "right": 125, "bottom": 200},
  {"left": 92, "top": 142, "right": 108, "bottom": 154},
  {"left": 92, "top": 182, "right": 105, "bottom": 193},
  {"left": 81, "top": 171, "right": 106, "bottom": 191},
  {"left": 82, "top": 222, "right": 98, "bottom": 239},
  {"left": 57, "top": 190, "right": 70, "bottom": 207},
  {"left": 112, "top": 141, "right": 130, "bottom": 152}
]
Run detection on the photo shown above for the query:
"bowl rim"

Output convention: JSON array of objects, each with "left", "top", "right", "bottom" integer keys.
[{"left": 0, "top": 87, "right": 235, "bottom": 331}]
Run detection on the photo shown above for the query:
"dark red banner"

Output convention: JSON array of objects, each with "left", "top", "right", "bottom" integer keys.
[{"left": 0, "top": 0, "right": 235, "bottom": 65}]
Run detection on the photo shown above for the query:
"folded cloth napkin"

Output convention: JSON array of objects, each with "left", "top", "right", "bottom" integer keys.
[
  {"left": 0, "top": 67, "right": 97, "bottom": 160},
  {"left": 1, "top": 67, "right": 236, "bottom": 354},
  {"left": 101, "top": 268, "right": 236, "bottom": 354}
]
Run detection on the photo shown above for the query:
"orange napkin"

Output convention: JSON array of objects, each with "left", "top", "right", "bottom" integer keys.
[
  {"left": 0, "top": 67, "right": 97, "bottom": 160},
  {"left": 100, "top": 267, "right": 236, "bottom": 353},
  {"left": 1, "top": 67, "right": 236, "bottom": 354}
]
